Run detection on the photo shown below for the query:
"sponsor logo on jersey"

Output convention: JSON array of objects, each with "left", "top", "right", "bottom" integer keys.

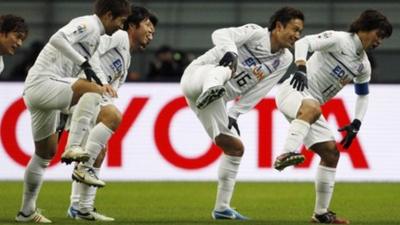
[
  {"left": 111, "top": 59, "right": 122, "bottom": 73},
  {"left": 73, "top": 24, "right": 87, "bottom": 34},
  {"left": 244, "top": 57, "right": 256, "bottom": 67}
]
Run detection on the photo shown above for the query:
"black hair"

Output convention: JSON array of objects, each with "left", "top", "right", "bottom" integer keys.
[
  {"left": 94, "top": 0, "right": 131, "bottom": 18},
  {"left": 0, "top": 14, "right": 28, "bottom": 36},
  {"left": 349, "top": 9, "right": 392, "bottom": 38},
  {"left": 123, "top": 6, "right": 158, "bottom": 30},
  {"left": 268, "top": 6, "right": 304, "bottom": 31}
]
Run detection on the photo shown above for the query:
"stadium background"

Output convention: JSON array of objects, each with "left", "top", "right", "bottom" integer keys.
[{"left": 0, "top": 1, "right": 399, "bottom": 225}]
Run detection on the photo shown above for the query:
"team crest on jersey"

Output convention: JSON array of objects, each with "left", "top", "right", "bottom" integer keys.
[
  {"left": 73, "top": 24, "right": 87, "bottom": 34},
  {"left": 318, "top": 31, "right": 332, "bottom": 39}
]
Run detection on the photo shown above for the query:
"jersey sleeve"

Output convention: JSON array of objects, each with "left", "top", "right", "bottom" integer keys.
[
  {"left": 59, "top": 17, "right": 96, "bottom": 44},
  {"left": 98, "top": 30, "right": 126, "bottom": 55},
  {"left": 89, "top": 50, "right": 109, "bottom": 85},
  {"left": 212, "top": 23, "right": 264, "bottom": 54},
  {"left": 295, "top": 31, "right": 341, "bottom": 62},
  {"left": 354, "top": 59, "right": 371, "bottom": 84}
]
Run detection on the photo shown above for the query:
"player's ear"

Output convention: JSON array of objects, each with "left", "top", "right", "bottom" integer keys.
[
  {"left": 275, "top": 21, "right": 284, "bottom": 31},
  {"left": 104, "top": 11, "right": 114, "bottom": 21}
]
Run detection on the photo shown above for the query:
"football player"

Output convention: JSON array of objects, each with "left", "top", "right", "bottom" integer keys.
[
  {"left": 66, "top": 6, "right": 157, "bottom": 221},
  {"left": 180, "top": 7, "right": 304, "bottom": 220},
  {"left": 273, "top": 9, "right": 392, "bottom": 224},
  {"left": 16, "top": 0, "right": 130, "bottom": 223}
]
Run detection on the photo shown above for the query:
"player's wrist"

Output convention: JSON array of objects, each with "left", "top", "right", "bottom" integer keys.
[{"left": 297, "top": 65, "right": 307, "bottom": 74}]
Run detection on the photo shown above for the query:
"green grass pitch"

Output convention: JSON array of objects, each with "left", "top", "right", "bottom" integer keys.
[{"left": 0, "top": 182, "right": 399, "bottom": 225}]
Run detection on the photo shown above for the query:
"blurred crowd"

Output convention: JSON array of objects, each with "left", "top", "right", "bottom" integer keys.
[{"left": 0, "top": 41, "right": 196, "bottom": 82}]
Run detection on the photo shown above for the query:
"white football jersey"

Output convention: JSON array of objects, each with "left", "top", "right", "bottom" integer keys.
[
  {"left": 98, "top": 30, "right": 131, "bottom": 93},
  {"left": 26, "top": 14, "right": 105, "bottom": 83},
  {"left": 296, "top": 31, "right": 371, "bottom": 104},
  {"left": 193, "top": 24, "right": 292, "bottom": 118}
]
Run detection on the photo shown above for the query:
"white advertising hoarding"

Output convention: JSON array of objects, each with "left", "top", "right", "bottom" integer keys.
[{"left": 0, "top": 83, "right": 399, "bottom": 181}]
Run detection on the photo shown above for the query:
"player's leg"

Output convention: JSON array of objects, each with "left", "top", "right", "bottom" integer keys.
[
  {"left": 61, "top": 79, "right": 104, "bottom": 164},
  {"left": 304, "top": 118, "right": 349, "bottom": 224},
  {"left": 308, "top": 142, "right": 349, "bottom": 224},
  {"left": 16, "top": 134, "right": 57, "bottom": 223},
  {"left": 195, "top": 99, "right": 247, "bottom": 220},
  {"left": 72, "top": 104, "right": 121, "bottom": 187},
  {"left": 181, "top": 64, "right": 231, "bottom": 110},
  {"left": 274, "top": 80, "right": 320, "bottom": 171},
  {"left": 212, "top": 134, "right": 248, "bottom": 220},
  {"left": 17, "top": 76, "right": 79, "bottom": 223},
  {"left": 182, "top": 66, "right": 247, "bottom": 220},
  {"left": 76, "top": 148, "right": 114, "bottom": 221}
]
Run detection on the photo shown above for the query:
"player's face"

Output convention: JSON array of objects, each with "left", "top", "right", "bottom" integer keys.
[
  {"left": 133, "top": 18, "right": 155, "bottom": 50},
  {"left": 362, "top": 29, "right": 384, "bottom": 50},
  {"left": 277, "top": 19, "right": 304, "bottom": 49},
  {"left": 0, "top": 31, "right": 26, "bottom": 55},
  {"left": 104, "top": 12, "right": 128, "bottom": 35}
]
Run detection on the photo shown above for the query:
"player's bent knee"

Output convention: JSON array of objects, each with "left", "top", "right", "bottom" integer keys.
[
  {"left": 298, "top": 101, "right": 321, "bottom": 123},
  {"left": 215, "top": 134, "right": 244, "bottom": 157},
  {"left": 327, "top": 148, "right": 340, "bottom": 163}
]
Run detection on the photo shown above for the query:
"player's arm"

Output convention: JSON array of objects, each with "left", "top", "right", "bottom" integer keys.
[
  {"left": 291, "top": 31, "right": 342, "bottom": 91},
  {"left": 338, "top": 69, "right": 371, "bottom": 149},
  {"left": 91, "top": 51, "right": 118, "bottom": 97},
  {"left": 49, "top": 31, "right": 87, "bottom": 66},
  {"left": 212, "top": 24, "right": 262, "bottom": 72}
]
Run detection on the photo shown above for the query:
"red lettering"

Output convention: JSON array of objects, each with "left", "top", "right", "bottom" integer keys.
[
  {"left": 297, "top": 99, "right": 369, "bottom": 169},
  {"left": 1, "top": 98, "right": 30, "bottom": 166},
  {"left": 108, "top": 97, "right": 149, "bottom": 167},
  {"left": 255, "top": 99, "right": 276, "bottom": 168},
  {"left": 154, "top": 96, "right": 222, "bottom": 169}
]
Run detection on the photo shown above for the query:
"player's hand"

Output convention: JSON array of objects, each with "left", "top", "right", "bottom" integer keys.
[
  {"left": 228, "top": 116, "right": 240, "bottom": 136},
  {"left": 290, "top": 65, "right": 308, "bottom": 91},
  {"left": 338, "top": 119, "right": 361, "bottom": 149},
  {"left": 80, "top": 61, "right": 103, "bottom": 86},
  {"left": 219, "top": 52, "right": 238, "bottom": 73},
  {"left": 102, "top": 84, "right": 118, "bottom": 98}
]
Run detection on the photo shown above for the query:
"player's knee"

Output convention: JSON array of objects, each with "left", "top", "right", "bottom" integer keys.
[
  {"left": 215, "top": 134, "right": 244, "bottom": 156},
  {"left": 35, "top": 146, "right": 57, "bottom": 159},
  {"left": 323, "top": 148, "right": 340, "bottom": 165},
  {"left": 299, "top": 101, "right": 321, "bottom": 123}
]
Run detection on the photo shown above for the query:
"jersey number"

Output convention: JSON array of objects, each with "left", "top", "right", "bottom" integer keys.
[{"left": 235, "top": 73, "right": 251, "bottom": 87}]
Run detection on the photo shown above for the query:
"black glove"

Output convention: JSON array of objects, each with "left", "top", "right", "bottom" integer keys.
[
  {"left": 80, "top": 61, "right": 103, "bottom": 86},
  {"left": 338, "top": 119, "right": 361, "bottom": 149},
  {"left": 228, "top": 117, "right": 240, "bottom": 136},
  {"left": 290, "top": 65, "right": 308, "bottom": 91},
  {"left": 219, "top": 52, "right": 238, "bottom": 72}
]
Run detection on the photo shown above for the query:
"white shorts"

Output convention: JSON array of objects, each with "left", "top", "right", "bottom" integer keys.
[
  {"left": 276, "top": 78, "right": 335, "bottom": 148},
  {"left": 23, "top": 75, "right": 78, "bottom": 141},
  {"left": 180, "top": 64, "right": 239, "bottom": 140}
]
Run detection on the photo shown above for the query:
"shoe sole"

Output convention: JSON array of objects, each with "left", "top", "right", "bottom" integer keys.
[
  {"left": 72, "top": 174, "right": 105, "bottom": 188},
  {"left": 274, "top": 155, "right": 305, "bottom": 171},
  {"left": 196, "top": 86, "right": 226, "bottom": 109},
  {"left": 61, "top": 154, "right": 90, "bottom": 165}
]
